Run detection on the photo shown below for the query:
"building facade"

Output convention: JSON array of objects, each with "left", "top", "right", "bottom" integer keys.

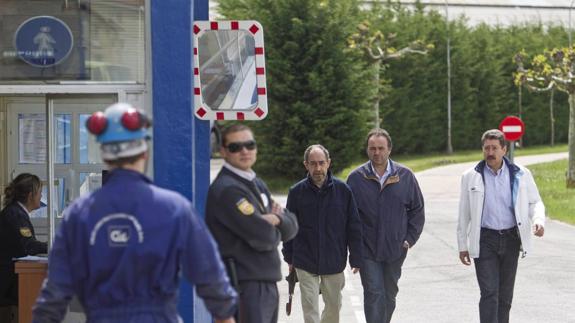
[{"left": 0, "top": 0, "right": 211, "bottom": 321}]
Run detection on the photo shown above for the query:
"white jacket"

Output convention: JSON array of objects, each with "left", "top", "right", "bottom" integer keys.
[{"left": 457, "top": 159, "right": 545, "bottom": 258}]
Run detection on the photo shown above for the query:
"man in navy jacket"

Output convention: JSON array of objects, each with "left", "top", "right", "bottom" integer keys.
[
  {"left": 347, "top": 128, "right": 424, "bottom": 323},
  {"left": 282, "top": 144, "right": 362, "bottom": 323}
]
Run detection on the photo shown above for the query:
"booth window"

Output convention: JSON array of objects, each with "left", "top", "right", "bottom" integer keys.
[
  {"left": 79, "top": 114, "right": 101, "bottom": 164},
  {"left": 0, "top": 0, "right": 145, "bottom": 84},
  {"left": 18, "top": 113, "right": 71, "bottom": 164}
]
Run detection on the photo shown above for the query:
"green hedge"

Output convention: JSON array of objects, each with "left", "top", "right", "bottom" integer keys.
[{"left": 217, "top": 0, "right": 570, "bottom": 181}]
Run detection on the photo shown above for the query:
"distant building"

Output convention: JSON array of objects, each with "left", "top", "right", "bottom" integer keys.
[
  {"left": 363, "top": 0, "right": 575, "bottom": 27},
  {"left": 210, "top": 1, "right": 575, "bottom": 27}
]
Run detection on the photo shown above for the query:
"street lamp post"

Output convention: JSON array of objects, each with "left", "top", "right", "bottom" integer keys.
[
  {"left": 570, "top": 0, "right": 575, "bottom": 47},
  {"left": 446, "top": 0, "right": 453, "bottom": 154}
]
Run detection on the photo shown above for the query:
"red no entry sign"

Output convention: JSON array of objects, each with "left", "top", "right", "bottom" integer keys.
[{"left": 499, "top": 116, "right": 525, "bottom": 141}]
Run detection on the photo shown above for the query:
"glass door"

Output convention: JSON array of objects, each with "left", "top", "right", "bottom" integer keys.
[{"left": 6, "top": 94, "right": 116, "bottom": 243}]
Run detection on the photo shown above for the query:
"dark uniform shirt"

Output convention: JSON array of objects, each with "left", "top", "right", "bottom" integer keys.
[
  {"left": 32, "top": 169, "right": 237, "bottom": 322},
  {"left": 206, "top": 166, "right": 298, "bottom": 283},
  {"left": 0, "top": 202, "right": 47, "bottom": 306}
]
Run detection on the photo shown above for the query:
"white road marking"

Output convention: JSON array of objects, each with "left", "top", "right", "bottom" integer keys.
[
  {"left": 351, "top": 295, "right": 361, "bottom": 307},
  {"left": 355, "top": 310, "right": 366, "bottom": 323}
]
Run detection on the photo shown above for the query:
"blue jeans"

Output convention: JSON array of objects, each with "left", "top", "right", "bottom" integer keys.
[
  {"left": 474, "top": 227, "right": 520, "bottom": 323},
  {"left": 360, "top": 249, "right": 407, "bottom": 323}
]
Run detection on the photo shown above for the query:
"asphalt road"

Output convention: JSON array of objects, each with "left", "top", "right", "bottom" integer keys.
[{"left": 212, "top": 152, "right": 575, "bottom": 323}]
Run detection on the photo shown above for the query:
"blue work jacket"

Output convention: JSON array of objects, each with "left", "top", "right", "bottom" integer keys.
[
  {"left": 347, "top": 160, "right": 425, "bottom": 262},
  {"left": 33, "top": 169, "right": 237, "bottom": 322},
  {"left": 282, "top": 172, "right": 362, "bottom": 275}
]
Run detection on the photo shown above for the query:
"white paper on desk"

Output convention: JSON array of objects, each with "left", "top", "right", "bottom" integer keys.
[{"left": 14, "top": 256, "right": 48, "bottom": 262}]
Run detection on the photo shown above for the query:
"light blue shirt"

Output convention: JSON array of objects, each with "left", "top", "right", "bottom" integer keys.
[
  {"left": 370, "top": 160, "right": 391, "bottom": 188},
  {"left": 482, "top": 162, "right": 516, "bottom": 230}
]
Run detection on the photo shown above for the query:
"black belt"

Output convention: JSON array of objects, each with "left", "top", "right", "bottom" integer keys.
[{"left": 482, "top": 226, "right": 517, "bottom": 235}]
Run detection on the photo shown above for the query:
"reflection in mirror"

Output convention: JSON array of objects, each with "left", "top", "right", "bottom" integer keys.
[{"left": 198, "top": 30, "right": 257, "bottom": 111}]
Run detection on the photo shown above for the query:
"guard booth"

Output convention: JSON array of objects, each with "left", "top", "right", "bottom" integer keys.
[{"left": 0, "top": 0, "right": 219, "bottom": 322}]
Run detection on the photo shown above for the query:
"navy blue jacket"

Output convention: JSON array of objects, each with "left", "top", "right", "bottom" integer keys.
[
  {"left": 282, "top": 172, "right": 362, "bottom": 275},
  {"left": 0, "top": 203, "right": 47, "bottom": 306},
  {"left": 33, "top": 169, "right": 237, "bottom": 322},
  {"left": 347, "top": 160, "right": 425, "bottom": 262},
  {"left": 0, "top": 203, "right": 47, "bottom": 265}
]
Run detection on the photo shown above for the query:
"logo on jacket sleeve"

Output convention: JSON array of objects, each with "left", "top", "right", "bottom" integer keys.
[
  {"left": 236, "top": 198, "right": 255, "bottom": 216},
  {"left": 19, "top": 227, "right": 32, "bottom": 238}
]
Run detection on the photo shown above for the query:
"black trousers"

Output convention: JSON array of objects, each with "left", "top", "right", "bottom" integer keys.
[
  {"left": 474, "top": 227, "right": 521, "bottom": 323},
  {"left": 238, "top": 281, "right": 278, "bottom": 323},
  {"left": 0, "top": 267, "right": 17, "bottom": 307}
]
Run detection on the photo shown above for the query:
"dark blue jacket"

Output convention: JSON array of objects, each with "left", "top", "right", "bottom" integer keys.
[
  {"left": 282, "top": 172, "right": 362, "bottom": 275},
  {"left": 347, "top": 160, "right": 425, "bottom": 262},
  {"left": 0, "top": 203, "right": 47, "bottom": 306},
  {"left": 33, "top": 169, "right": 237, "bottom": 322}
]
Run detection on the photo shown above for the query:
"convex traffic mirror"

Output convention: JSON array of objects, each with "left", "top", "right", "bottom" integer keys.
[{"left": 193, "top": 21, "right": 268, "bottom": 120}]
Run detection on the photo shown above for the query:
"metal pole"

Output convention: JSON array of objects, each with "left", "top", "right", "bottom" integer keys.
[
  {"left": 46, "top": 96, "right": 56, "bottom": 248},
  {"left": 509, "top": 140, "right": 515, "bottom": 164},
  {"left": 570, "top": 0, "right": 575, "bottom": 47},
  {"left": 518, "top": 86, "right": 523, "bottom": 147},
  {"left": 446, "top": 0, "right": 453, "bottom": 154}
]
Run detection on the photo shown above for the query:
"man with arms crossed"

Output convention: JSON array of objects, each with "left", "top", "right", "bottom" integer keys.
[
  {"left": 206, "top": 124, "right": 298, "bottom": 323},
  {"left": 347, "top": 128, "right": 425, "bottom": 323},
  {"left": 282, "top": 144, "right": 362, "bottom": 323},
  {"left": 458, "top": 129, "right": 545, "bottom": 323}
]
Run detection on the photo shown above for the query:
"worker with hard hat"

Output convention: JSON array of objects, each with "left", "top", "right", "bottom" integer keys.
[{"left": 32, "top": 103, "right": 237, "bottom": 323}]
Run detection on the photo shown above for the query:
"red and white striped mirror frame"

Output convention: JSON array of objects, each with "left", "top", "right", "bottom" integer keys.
[{"left": 193, "top": 20, "right": 268, "bottom": 121}]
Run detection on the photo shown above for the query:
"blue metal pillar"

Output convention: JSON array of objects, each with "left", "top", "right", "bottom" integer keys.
[{"left": 151, "top": 0, "right": 210, "bottom": 322}]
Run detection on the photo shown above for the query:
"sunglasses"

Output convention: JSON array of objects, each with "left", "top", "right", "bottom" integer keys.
[{"left": 226, "top": 140, "right": 257, "bottom": 153}]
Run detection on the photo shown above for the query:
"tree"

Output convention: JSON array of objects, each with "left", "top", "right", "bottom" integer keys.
[
  {"left": 515, "top": 48, "right": 575, "bottom": 188},
  {"left": 348, "top": 19, "right": 432, "bottom": 129},
  {"left": 217, "top": 0, "right": 375, "bottom": 180}
]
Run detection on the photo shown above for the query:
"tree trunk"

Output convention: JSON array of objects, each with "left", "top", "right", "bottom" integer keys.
[{"left": 567, "top": 93, "right": 575, "bottom": 188}]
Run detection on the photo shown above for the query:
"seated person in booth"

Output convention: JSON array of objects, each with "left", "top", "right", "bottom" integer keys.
[
  {"left": 32, "top": 103, "right": 237, "bottom": 323},
  {"left": 0, "top": 173, "right": 48, "bottom": 323}
]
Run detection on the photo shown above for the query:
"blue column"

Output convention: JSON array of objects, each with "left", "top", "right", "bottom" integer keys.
[
  {"left": 192, "top": 1, "right": 212, "bottom": 321},
  {"left": 151, "top": 0, "right": 210, "bottom": 322}
]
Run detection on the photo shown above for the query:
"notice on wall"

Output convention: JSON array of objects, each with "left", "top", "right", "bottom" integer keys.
[{"left": 18, "top": 113, "right": 46, "bottom": 164}]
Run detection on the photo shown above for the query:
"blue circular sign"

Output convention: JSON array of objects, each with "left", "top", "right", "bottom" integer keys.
[{"left": 14, "top": 16, "right": 73, "bottom": 67}]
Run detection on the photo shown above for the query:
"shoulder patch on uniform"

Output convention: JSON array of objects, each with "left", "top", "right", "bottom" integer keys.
[
  {"left": 20, "top": 227, "right": 32, "bottom": 238},
  {"left": 236, "top": 198, "right": 255, "bottom": 216}
]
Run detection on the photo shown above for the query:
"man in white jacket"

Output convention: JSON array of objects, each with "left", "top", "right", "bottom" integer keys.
[{"left": 457, "top": 129, "right": 545, "bottom": 323}]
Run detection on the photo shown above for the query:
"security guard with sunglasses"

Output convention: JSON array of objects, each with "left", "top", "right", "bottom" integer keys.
[
  {"left": 33, "top": 103, "right": 237, "bottom": 323},
  {"left": 206, "top": 124, "right": 298, "bottom": 323}
]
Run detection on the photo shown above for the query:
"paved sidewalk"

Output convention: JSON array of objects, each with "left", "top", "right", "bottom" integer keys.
[
  {"left": 393, "top": 152, "right": 573, "bottom": 323},
  {"left": 212, "top": 153, "right": 575, "bottom": 323}
]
